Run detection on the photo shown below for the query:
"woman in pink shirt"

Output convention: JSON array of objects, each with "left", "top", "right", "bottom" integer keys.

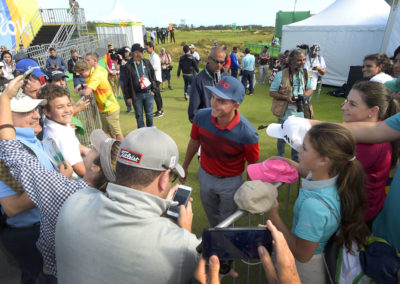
[{"left": 341, "top": 81, "right": 399, "bottom": 225}]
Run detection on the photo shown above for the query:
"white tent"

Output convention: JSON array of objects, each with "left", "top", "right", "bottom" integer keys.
[
  {"left": 381, "top": 2, "right": 400, "bottom": 57},
  {"left": 281, "top": 0, "right": 390, "bottom": 87},
  {"left": 95, "top": 0, "right": 143, "bottom": 48}
]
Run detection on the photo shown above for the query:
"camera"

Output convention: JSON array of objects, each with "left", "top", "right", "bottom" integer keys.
[
  {"left": 110, "top": 47, "right": 129, "bottom": 61},
  {"left": 109, "top": 49, "right": 118, "bottom": 61},
  {"left": 292, "top": 94, "right": 304, "bottom": 113}
]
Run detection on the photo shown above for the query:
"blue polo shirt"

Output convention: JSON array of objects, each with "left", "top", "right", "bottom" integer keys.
[
  {"left": 292, "top": 174, "right": 340, "bottom": 254},
  {"left": 241, "top": 54, "right": 255, "bottom": 71},
  {"left": 372, "top": 113, "right": 400, "bottom": 251},
  {"left": 191, "top": 108, "right": 259, "bottom": 177},
  {"left": 0, "top": 127, "right": 53, "bottom": 227}
]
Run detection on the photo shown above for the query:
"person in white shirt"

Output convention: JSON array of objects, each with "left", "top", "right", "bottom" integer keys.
[
  {"left": 39, "top": 84, "right": 89, "bottom": 178},
  {"left": 305, "top": 44, "right": 326, "bottom": 100},
  {"left": 363, "top": 53, "right": 393, "bottom": 84},
  {"left": 145, "top": 42, "right": 164, "bottom": 118},
  {"left": 189, "top": 44, "right": 200, "bottom": 63}
]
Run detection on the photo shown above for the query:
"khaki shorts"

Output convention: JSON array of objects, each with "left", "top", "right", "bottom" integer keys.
[{"left": 100, "top": 110, "right": 122, "bottom": 136}]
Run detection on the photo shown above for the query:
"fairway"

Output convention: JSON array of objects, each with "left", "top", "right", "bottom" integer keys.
[{"left": 71, "top": 29, "right": 345, "bottom": 283}]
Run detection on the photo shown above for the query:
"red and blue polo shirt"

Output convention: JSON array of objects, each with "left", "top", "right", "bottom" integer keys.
[{"left": 191, "top": 108, "right": 259, "bottom": 177}]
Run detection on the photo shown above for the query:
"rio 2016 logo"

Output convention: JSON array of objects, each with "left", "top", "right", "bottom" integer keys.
[{"left": 0, "top": 14, "right": 30, "bottom": 36}]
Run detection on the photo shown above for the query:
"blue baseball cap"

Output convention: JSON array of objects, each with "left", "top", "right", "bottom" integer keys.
[
  {"left": 15, "top": 58, "right": 47, "bottom": 82},
  {"left": 205, "top": 76, "right": 245, "bottom": 104}
]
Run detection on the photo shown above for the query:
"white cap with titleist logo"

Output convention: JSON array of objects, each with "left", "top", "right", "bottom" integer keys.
[
  {"left": 117, "top": 127, "right": 185, "bottom": 178},
  {"left": 266, "top": 115, "right": 311, "bottom": 151}
]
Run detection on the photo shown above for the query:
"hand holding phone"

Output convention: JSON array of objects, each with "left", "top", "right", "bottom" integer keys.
[
  {"left": 201, "top": 227, "right": 273, "bottom": 260},
  {"left": 166, "top": 185, "right": 192, "bottom": 220}
]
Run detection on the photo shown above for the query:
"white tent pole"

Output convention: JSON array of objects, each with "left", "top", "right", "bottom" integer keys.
[{"left": 380, "top": 0, "right": 399, "bottom": 54}]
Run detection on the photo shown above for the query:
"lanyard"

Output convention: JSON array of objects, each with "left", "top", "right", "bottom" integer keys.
[
  {"left": 133, "top": 60, "right": 145, "bottom": 81},
  {"left": 204, "top": 66, "right": 219, "bottom": 86},
  {"left": 289, "top": 68, "right": 303, "bottom": 96},
  {"left": 310, "top": 56, "right": 318, "bottom": 68}
]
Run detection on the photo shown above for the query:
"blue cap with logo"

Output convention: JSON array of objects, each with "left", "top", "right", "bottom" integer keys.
[
  {"left": 15, "top": 58, "right": 47, "bottom": 82},
  {"left": 205, "top": 76, "right": 245, "bottom": 104}
]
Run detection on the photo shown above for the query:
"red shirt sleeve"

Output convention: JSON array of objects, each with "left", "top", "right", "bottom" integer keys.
[{"left": 244, "top": 142, "right": 259, "bottom": 164}]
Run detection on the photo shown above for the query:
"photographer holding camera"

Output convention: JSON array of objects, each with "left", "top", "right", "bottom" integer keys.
[
  {"left": 269, "top": 48, "right": 312, "bottom": 162},
  {"left": 104, "top": 43, "right": 121, "bottom": 98}
]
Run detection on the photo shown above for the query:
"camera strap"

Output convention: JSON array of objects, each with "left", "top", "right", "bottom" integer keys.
[{"left": 288, "top": 68, "right": 304, "bottom": 96}]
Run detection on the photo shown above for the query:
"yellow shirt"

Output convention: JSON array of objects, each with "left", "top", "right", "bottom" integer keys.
[{"left": 86, "top": 66, "right": 119, "bottom": 113}]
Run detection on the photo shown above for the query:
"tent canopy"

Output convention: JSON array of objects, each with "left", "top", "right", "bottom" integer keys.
[
  {"left": 97, "top": 0, "right": 142, "bottom": 24},
  {"left": 281, "top": 0, "right": 390, "bottom": 87},
  {"left": 95, "top": 0, "right": 143, "bottom": 48}
]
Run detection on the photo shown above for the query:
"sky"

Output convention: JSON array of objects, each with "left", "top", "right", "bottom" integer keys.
[{"left": 36, "top": 0, "right": 336, "bottom": 27}]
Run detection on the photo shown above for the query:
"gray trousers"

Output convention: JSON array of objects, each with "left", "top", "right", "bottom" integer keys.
[
  {"left": 198, "top": 167, "right": 243, "bottom": 227},
  {"left": 258, "top": 64, "right": 269, "bottom": 84}
]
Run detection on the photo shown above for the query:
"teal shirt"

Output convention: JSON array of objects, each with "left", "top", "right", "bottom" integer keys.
[
  {"left": 372, "top": 113, "right": 400, "bottom": 251},
  {"left": 292, "top": 174, "right": 340, "bottom": 254}
]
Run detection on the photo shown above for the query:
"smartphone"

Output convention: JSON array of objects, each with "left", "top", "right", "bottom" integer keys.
[
  {"left": 166, "top": 185, "right": 192, "bottom": 219},
  {"left": 22, "top": 67, "right": 34, "bottom": 79},
  {"left": 201, "top": 227, "right": 272, "bottom": 260}
]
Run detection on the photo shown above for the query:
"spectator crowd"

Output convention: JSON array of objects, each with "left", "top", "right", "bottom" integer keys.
[{"left": 1, "top": 30, "right": 400, "bottom": 284}]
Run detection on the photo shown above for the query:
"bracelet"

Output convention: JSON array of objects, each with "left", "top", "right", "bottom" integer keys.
[{"left": 0, "top": 124, "right": 15, "bottom": 132}]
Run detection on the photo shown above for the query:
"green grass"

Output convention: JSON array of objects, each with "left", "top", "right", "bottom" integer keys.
[{"left": 69, "top": 30, "right": 345, "bottom": 283}]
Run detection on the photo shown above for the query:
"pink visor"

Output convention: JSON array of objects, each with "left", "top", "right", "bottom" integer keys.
[{"left": 247, "top": 159, "right": 298, "bottom": 184}]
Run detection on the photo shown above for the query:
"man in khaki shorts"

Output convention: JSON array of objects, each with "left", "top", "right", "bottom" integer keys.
[{"left": 74, "top": 52, "right": 124, "bottom": 141}]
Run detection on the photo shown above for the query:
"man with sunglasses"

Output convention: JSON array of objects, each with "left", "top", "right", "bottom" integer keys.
[
  {"left": 55, "top": 127, "right": 200, "bottom": 284},
  {"left": 188, "top": 46, "right": 228, "bottom": 122}
]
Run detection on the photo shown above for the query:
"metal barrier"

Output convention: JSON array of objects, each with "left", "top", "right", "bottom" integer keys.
[
  {"left": 74, "top": 95, "right": 102, "bottom": 147},
  {"left": 27, "top": 33, "right": 128, "bottom": 69}
]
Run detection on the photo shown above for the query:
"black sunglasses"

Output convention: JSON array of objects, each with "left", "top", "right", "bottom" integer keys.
[
  {"left": 211, "top": 57, "right": 225, "bottom": 65},
  {"left": 162, "top": 166, "right": 179, "bottom": 183}
]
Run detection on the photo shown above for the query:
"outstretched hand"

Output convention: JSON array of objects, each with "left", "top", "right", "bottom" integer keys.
[
  {"left": 258, "top": 220, "right": 301, "bottom": 284},
  {"left": 3, "top": 75, "right": 24, "bottom": 99}
]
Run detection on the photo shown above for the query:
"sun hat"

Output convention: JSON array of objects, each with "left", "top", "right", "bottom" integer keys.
[
  {"left": 189, "top": 44, "right": 195, "bottom": 49},
  {"left": 267, "top": 115, "right": 311, "bottom": 150},
  {"left": 117, "top": 127, "right": 184, "bottom": 178},
  {"left": 90, "top": 129, "right": 118, "bottom": 182},
  {"left": 234, "top": 180, "right": 278, "bottom": 214},
  {"left": 247, "top": 159, "right": 298, "bottom": 184},
  {"left": 205, "top": 76, "right": 245, "bottom": 104},
  {"left": 10, "top": 89, "right": 47, "bottom": 112}
]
